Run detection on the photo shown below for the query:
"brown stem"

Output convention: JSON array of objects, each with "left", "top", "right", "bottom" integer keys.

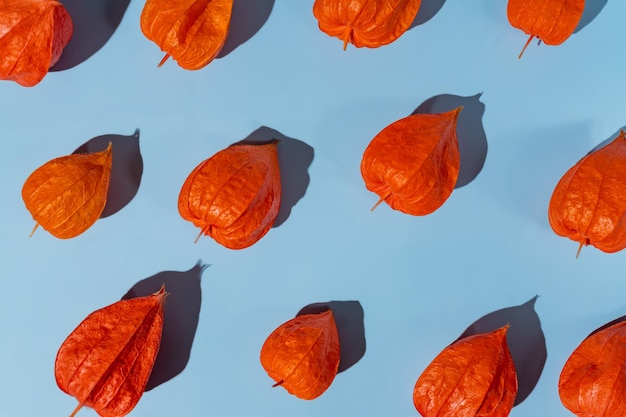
[
  {"left": 29, "top": 222, "right": 39, "bottom": 238},
  {"left": 158, "top": 53, "right": 171, "bottom": 68},
  {"left": 194, "top": 224, "right": 213, "bottom": 244},
  {"left": 194, "top": 228, "right": 204, "bottom": 244},
  {"left": 370, "top": 198, "right": 385, "bottom": 211},
  {"left": 272, "top": 379, "right": 284, "bottom": 387},
  {"left": 575, "top": 240, "right": 587, "bottom": 259},
  {"left": 69, "top": 403, "right": 83, "bottom": 417},
  {"left": 371, "top": 192, "right": 392, "bottom": 211},
  {"left": 518, "top": 34, "right": 534, "bottom": 59},
  {"left": 342, "top": 28, "right": 352, "bottom": 51}
]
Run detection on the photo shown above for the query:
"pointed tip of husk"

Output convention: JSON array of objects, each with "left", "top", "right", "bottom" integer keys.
[
  {"left": 156, "top": 285, "right": 168, "bottom": 303},
  {"left": 99, "top": 141, "right": 113, "bottom": 166},
  {"left": 319, "top": 308, "right": 334, "bottom": 319},
  {"left": 255, "top": 139, "right": 280, "bottom": 149},
  {"left": 155, "top": 284, "right": 167, "bottom": 297}
]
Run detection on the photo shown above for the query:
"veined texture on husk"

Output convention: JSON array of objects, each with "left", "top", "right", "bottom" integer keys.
[
  {"left": 0, "top": 0, "right": 73, "bottom": 86},
  {"left": 559, "top": 320, "right": 626, "bottom": 417},
  {"left": 361, "top": 107, "right": 462, "bottom": 215},
  {"left": 260, "top": 310, "right": 340, "bottom": 400},
  {"left": 22, "top": 143, "right": 113, "bottom": 239},
  {"left": 178, "top": 141, "right": 281, "bottom": 249},
  {"left": 414, "top": 326, "right": 518, "bottom": 417},
  {"left": 313, "top": 0, "right": 421, "bottom": 50},
  {"left": 140, "top": 0, "right": 233, "bottom": 69},
  {"left": 55, "top": 286, "right": 166, "bottom": 417},
  {"left": 507, "top": 0, "right": 584, "bottom": 57},
  {"left": 548, "top": 131, "right": 626, "bottom": 255}
]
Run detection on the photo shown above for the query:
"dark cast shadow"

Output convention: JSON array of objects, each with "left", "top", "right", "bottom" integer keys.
[
  {"left": 587, "top": 127, "right": 625, "bottom": 155},
  {"left": 455, "top": 297, "right": 547, "bottom": 406},
  {"left": 589, "top": 315, "right": 626, "bottom": 336},
  {"left": 121, "top": 262, "right": 207, "bottom": 391},
  {"left": 297, "top": 301, "right": 366, "bottom": 373},
  {"left": 217, "top": 0, "right": 275, "bottom": 58},
  {"left": 50, "top": 0, "right": 130, "bottom": 71},
  {"left": 410, "top": 0, "right": 447, "bottom": 28},
  {"left": 412, "top": 93, "right": 488, "bottom": 188},
  {"left": 574, "top": 0, "right": 608, "bottom": 33},
  {"left": 73, "top": 129, "right": 143, "bottom": 218},
  {"left": 237, "top": 126, "right": 314, "bottom": 227}
]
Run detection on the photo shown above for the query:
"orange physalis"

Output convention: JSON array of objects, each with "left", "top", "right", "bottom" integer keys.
[
  {"left": 22, "top": 142, "right": 113, "bottom": 239},
  {"left": 313, "top": 0, "right": 422, "bottom": 50},
  {"left": 140, "top": 0, "right": 234, "bottom": 69},
  {"left": 548, "top": 130, "right": 626, "bottom": 257},
  {"left": 0, "top": 0, "right": 73, "bottom": 86},
  {"left": 55, "top": 286, "right": 166, "bottom": 417},
  {"left": 559, "top": 319, "right": 626, "bottom": 417},
  {"left": 260, "top": 309, "right": 340, "bottom": 400},
  {"left": 507, "top": 0, "right": 585, "bottom": 58},
  {"left": 414, "top": 326, "right": 518, "bottom": 417},
  {"left": 178, "top": 141, "right": 281, "bottom": 249},
  {"left": 361, "top": 107, "right": 462, "bottom": 215}
]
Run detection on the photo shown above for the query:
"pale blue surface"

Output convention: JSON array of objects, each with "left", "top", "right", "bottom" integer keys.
[{"left": 0, "top": 1, "right": 624, "bottom": 416}]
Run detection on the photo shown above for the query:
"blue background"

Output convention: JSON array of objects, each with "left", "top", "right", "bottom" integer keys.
[{"left": 0, "top": 1, "right": 624, "bottom": 416}]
